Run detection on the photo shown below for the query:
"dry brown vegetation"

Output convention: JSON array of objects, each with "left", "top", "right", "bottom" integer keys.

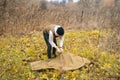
[{"left": 0, "top": 0, "right": 120, "bottom": 35}]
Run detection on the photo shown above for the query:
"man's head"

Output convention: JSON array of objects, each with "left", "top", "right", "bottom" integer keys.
[{"left": 57, "top": 27, "right": 64, "bottom": 36}]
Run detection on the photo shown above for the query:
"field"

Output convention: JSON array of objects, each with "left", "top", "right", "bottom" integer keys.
[{"left": 0, "top": 29, "right": 120, "bottom": 80}]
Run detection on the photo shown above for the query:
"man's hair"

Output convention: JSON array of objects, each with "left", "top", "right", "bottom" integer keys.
[{"left": 57, "top": 27, "right": 64, "bottom": 35}]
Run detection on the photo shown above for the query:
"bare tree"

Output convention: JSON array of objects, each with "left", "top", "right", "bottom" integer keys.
[{"left": 40, "top": 0, "right": 47, "bottom": 10}]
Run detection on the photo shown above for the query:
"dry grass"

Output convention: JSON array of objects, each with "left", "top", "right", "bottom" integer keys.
[{"left": 0, "top": 0, "right": 120, "bottom": 36}]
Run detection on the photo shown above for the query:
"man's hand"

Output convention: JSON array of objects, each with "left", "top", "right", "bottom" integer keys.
[
  {"left": 60, "top": 48, "right": 63, "bottom": 52},
  {"left": 56, "top": 47, "right": 62, "bottom": 53}
]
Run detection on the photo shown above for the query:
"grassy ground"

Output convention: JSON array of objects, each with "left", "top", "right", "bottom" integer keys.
[{"left": 0, "top": 29, "right": 120, "bottom": 80}]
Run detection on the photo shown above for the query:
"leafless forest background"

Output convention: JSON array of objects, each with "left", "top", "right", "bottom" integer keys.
[
  {"left": 0, "top": 0, "right": 119, "bottom": 35},
  {"left": 0, "top": 0, "right": 120, "bottom": 53}
]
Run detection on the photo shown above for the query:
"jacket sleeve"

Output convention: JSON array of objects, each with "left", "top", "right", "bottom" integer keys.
[
  {"left": 59, "top": 35, "right": 64, "bottom": 48},
  {"left": 49, "top": 31, "right": 57, "bottom": 48}
]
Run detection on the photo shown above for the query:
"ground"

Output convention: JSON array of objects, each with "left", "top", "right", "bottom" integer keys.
[{"left": 0, "top": 29, "right": 120, "bottom": 80}]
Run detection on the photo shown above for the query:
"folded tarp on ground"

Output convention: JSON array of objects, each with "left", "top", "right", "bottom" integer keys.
[{"left": 30, "top": 53, "right": 90, "bottom": 71}]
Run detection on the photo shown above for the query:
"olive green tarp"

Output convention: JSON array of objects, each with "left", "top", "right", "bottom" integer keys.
[{"left": 30, "top": 53, "right": 90, "bottom": 71}]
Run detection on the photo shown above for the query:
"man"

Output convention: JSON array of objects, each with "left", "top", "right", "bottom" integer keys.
[{"left": 43, "top": 24, "right": 64, "bottom": 58}]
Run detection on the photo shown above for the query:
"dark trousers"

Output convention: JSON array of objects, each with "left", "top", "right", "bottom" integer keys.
[{"left": 43, "top": 31, "right": 57, "bottom": 58}]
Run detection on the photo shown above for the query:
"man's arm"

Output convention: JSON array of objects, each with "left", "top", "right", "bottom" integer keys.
[
  {"left": 59, "top": 35, "right": 64, "bottom": 48},
  {"left": 49, "top": 31, "right": 57, "bottom": 48},
  {"left": 49, "top": 31, "right": 62, "bottom": 53}
]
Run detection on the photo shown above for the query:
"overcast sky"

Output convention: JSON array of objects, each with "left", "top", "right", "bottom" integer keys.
[
  {"left": 73, "top": 0, "right": 80, "bottom": 3},
  {"left": 47, "top": 0, "right": 80, "bottom": 3}
]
